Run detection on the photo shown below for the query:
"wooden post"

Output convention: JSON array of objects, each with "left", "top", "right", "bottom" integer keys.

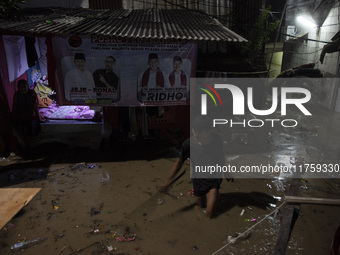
[
  {"left": 274, "top": 178, "right": 301, "bottom": 255},
  {"left": 284, "top": 196, "right": 340, "bottom": 206}
]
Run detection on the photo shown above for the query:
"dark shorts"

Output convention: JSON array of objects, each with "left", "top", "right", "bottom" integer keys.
[{"left": 193, "top": 179, "right": 222, "bottom": 197}]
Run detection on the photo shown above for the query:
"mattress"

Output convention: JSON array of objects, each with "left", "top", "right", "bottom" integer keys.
[{"left": 39, "top": 102, "right": 95, "bottom": 120}]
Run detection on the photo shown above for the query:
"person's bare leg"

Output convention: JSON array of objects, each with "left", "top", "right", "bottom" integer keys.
[
  {"left": 205, "top": 188, "right": 219, "bottom": 218},
  {"left": 195, "top": 195, "right": 205, "bottom": 208}
]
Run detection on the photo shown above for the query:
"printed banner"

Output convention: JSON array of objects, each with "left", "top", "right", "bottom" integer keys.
[{"left": 52, "top": 36, "right": 196, "bottom": 106}]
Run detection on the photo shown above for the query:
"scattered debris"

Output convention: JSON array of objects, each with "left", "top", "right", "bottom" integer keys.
[
  {"left": 90, "top": 202, "right": 104, "bottom": 216},
  {"left": 300, "top": 185, "right": 309, "bottom": 190},
  {"left": 51, "top": 200, "right": 59, "bottom": 210},
  {"left": 107, "top": 245, "right": 114, "bottom": 252},
  {"left": 290, "top": 157, "right": 297, "bottom": 164},
  {"left": 300, "top": 177, "right": 308, "bottom": 183},
  {"left": 272, "top": 179, "right": 286, "bottom": 193},
  {"left": 157, "top": 198, "right": 164, "bottom": 205},
  {"left": 244, "top": 218, "right": 257, "bottom": 222},
  {"left": 116, "top": 234, "right": 136, "bottom": 242},
  {"left": 272, "top": 196, "right": 282, "bottom": 201},
  {"left": 93, "top": 229, "right": 100, "bottom": 234},
  {"left": 68, "top": 241, "right": 103, "bottom": 255},
  {"left": 1, "top": 223, "right": 15, "bottom": 232},
  {"left": 11, "top": 237, "right": 46, "bottom": 251},
  {"left": 227, "top": 232, "right": 251, "bottom": 244},
  {"left": 69, "top": 162, "right": 96, "bottom": 171},
  {"left": 100, "top": 172, "right": 110, "bottom": 182}
]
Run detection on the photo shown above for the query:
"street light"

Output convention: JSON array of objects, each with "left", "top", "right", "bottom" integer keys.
[{"left": 296, "top": 15, "right": 317, "bottom": 28}]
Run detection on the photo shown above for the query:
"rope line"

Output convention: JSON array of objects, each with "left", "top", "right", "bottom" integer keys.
[{"left": 211, "top": 202, "right": 286, "bottom": 255}]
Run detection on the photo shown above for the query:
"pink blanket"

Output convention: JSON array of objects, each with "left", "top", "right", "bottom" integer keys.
[{"left": 39, "top": 102, "right": 95, "bottom": 120}]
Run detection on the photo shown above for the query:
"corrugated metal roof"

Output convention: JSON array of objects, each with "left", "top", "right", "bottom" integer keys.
[{"left": 0, "top": 8, "right": 247, "bottom": 42}]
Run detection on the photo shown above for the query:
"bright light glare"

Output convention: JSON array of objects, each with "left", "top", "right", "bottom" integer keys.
[{"left": 297, "top": 16, "right": 317, "bottom": 28}]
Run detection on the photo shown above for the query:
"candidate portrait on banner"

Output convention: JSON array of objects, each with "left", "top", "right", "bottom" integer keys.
[
  {"left": 64, "top": 53, "right": 96, "bottom": 102},
  {"left": 92, "top": 56, "right": 120, "bottom": 102},
  {"left": 137, "top": 53, "right": 167, "bottom": 102}
]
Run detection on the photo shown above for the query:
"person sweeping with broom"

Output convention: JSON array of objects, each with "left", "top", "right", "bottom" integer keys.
[{"left": 158, "top": 116, "right": 233, "bottom": 218}]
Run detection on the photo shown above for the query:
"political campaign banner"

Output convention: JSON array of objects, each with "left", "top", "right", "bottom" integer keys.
[{"left": 52, "top": 36, "right": 196, "bottom": 106}]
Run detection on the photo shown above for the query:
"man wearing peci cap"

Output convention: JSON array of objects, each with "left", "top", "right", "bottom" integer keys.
[
  {"left": 140, "top": 53, "right": 165, "bottom": 88},
  {"left": 64, "top": 53, "right": 96, "bottom": 101},
  {"left": 168, "top": 56, "right": 189, "bottom": 88},
  {"left": 137, "top": 53, "right": 167, "bottom": 137}
]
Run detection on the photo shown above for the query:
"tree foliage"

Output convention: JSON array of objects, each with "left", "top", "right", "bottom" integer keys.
[
  {"left": 0, "top": 0, "right": 26, "bottom": 19},
  {"left": 246, "top": 6, "right": 280, "bottom": 54}
]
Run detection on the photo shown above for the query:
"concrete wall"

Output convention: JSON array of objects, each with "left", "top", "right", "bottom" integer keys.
[
  {"left": 283, "top": 2, "right": 340, "bottom": 77},
  {"left": 282, "top": 1, "right": 340, "bottom": 111},
  {"left": 318, "top": 3, "right": 340, "bottom": 76},
  {"left": 19, "top": 0, "right": 89, "bottom": 9}
]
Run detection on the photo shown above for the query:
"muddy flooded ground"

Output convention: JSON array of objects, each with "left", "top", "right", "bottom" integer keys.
[{"left": 1, "top": 100, "right": 340, "bottom": 255}]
